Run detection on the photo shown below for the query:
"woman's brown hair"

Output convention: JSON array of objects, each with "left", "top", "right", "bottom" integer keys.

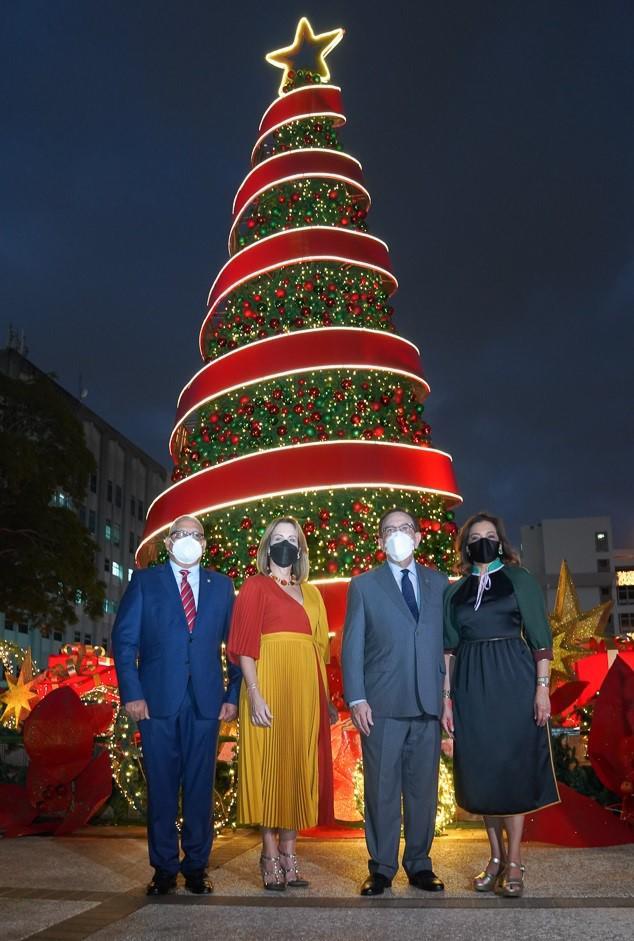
[
  {"left": 256, "top": 516, "right": 310, "bottom": 583},
  {"left": 455, "top": 511, "right": 520, "bottom": 576}
]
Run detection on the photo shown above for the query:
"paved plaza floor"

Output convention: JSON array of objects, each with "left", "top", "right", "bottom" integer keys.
[{"left": 0, "top": 826, "right": 632, "bottom": 940}]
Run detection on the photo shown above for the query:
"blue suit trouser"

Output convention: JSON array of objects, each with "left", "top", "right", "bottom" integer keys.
[{"left": 139, "top": 683, "right": 219, "bottom": 875}]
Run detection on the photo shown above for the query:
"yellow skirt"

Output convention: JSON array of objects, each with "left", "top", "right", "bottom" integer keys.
[{"left": 237, "top": 631, "right": 325, "bottom": 830}]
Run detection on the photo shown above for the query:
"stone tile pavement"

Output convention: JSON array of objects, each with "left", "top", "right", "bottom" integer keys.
[{"left": 0, "top": 827, "right": 632, "bottom": 940}]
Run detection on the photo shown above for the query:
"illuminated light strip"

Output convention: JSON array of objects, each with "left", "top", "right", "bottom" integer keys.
[
  {"left": 137, "top": 441, "right": 461, "bottom": 562},
  {"left": 617, "top": 571, "right": 634, "bottom": 586},
  {"left": 180, "top": 327, "right": 421, "bottom": 407},
  {"left": 200, "top": 227, "right": 397, "bottom": 355},
  {"left": 257, "top": 84, "right": 344, "bottom": 135},
  {"left": 232, "top": 148, "right": 365, "bottom": 216},
  {"left": 170, "top": 330, "right": 429, "bottom": 457}
]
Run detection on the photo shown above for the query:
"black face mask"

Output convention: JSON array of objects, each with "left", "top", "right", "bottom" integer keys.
[
  {"left": 269, "top": 540, "right": 299, "bottom": 568},
  {"left": 468, "top": 537, "right": 501, "bottom": 564}
]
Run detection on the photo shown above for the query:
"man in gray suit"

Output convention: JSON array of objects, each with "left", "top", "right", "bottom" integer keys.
[{"left": 341, "top": 508, "right": 448, "bottom": 896}]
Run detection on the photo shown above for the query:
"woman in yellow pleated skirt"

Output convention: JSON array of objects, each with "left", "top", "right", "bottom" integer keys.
[{"left": 227, "top": 517, "right": 336, "bottom": 891}]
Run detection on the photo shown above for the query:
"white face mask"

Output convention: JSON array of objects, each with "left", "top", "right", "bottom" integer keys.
[
  {"left": 385, "top": 530, "right": 415, "bottom": 563},
  {"left": 171, "top": 535, "right": 203, "bottom": 566}
]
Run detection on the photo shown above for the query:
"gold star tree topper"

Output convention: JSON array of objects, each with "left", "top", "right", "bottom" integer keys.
[
  {"left": 0, "top": 650, "right": 39, "bottom": 727},
  {"left": 549, "top": 559, "right": 612, "bottom": 683},
  {"left": 266, "top": 17, "right": 344, "bottom": 95}
]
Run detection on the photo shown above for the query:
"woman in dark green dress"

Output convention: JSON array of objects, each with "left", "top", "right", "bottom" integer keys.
[{"left": 442, "top": 512, "right": 559, "bottom": 898}]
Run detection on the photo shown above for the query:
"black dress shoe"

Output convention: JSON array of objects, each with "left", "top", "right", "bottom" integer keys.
[
  {"left": 184, "top": 870, "right": 213, "bottom": 894},
  {"left": 360, "top": 873, "right": 392, "bottom": 896},
  {"left": 408, "top": 869, "right": 445, "bottom": 892},
  {"left": 146, "top": 870, "right": 177, "bottom": 896}
]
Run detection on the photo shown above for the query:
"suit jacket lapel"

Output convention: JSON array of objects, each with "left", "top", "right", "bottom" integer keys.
[
  {"left": 196, "top": 568, "right": 215, "bottom": 627},
  {"left": 160, "top": 562, "right": 188, "bottom": 631},
  {"left": 416, "top": 563, "right": 431, "bottom": 624},
  {"left": 375, "top": 562, "right": 416, "bottom": 623}
]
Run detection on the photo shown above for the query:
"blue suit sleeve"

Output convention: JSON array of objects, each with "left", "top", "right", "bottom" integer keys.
[
  {"left": 222, "top": 581, "right": 242, "bottom": 706},
  {"left": 341, "top": 578, "right": 367, "bottom": 705},
  {"left": 112, "top": 572, "right": 145, "bottom": 705}
]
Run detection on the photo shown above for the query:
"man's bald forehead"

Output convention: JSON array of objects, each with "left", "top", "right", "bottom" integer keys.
[{"left": 170, "top": 515, "right": 204, "bottom": 534}]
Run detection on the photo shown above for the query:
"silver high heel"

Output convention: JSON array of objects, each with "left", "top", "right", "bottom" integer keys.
[
  {"left": 500, "top": 861, "right": 525, "bottom": 898},
  {"left": 279, "top": 849, "right": 309, "bottom": 887},
  {"left": 259, "top": 855, "right": 286, "bottom": 891},
  {"left": 473, "top": 856, "right": 503, "bottom": 892}
]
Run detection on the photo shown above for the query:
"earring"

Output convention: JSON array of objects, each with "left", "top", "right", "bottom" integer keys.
[
  {"left": 466, "top": 546, "right": 471, "bottom": 558},
  {"left": 498, "top": 544, "right": 503, "bottom": 556}
]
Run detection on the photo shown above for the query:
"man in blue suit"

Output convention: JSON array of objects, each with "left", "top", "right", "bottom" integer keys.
[{"left": 113, "top": 515, "right": 241, "bottom": 895}]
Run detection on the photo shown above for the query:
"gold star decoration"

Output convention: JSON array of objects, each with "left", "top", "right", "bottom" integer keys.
[
  {"left": 0, "top": 650, "right": 39, "bottom": 728},
  {"left": 549, "top": 559, "right": 612, "bottom": 683},
  {"left": 266, "top": 17, "right": 344, "bottom": 95}
]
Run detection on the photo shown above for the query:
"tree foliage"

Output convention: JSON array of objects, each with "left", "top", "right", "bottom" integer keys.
[{"left": 0, "top": 372, "right": 105, "bottom": 633}]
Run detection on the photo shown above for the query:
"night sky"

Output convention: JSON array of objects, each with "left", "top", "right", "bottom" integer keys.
[{"left": 2, "top": 1, "right": 633, "bottom": 546}]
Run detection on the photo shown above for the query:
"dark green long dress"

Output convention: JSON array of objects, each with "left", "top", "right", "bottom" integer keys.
[{"left": 443, "top": 564, "right": 560, "bottom": 816}]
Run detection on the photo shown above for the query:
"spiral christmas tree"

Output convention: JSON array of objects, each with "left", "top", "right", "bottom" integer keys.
[{"left": 137, "top": 18, "right": 462, "bottom": 598}]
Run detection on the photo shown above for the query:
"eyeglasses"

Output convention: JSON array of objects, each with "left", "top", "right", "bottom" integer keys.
[
  {"left": 382, "top": 523, "right": 416, "bottom": 537},
  {"left": 169, "top": 530, "right": 206, "bottom": 542}
]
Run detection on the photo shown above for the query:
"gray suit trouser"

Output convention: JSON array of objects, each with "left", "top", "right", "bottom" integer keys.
[{"left": 361, "top": 715, "right": 440, "bottom": 879}]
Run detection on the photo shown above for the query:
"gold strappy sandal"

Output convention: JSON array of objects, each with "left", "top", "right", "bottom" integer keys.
[
  {"left": 500, "top": 861, "right": 525, "bottom": 898},
  {"left": 473, "top": 856, "right": 503, "bottom": 892}
]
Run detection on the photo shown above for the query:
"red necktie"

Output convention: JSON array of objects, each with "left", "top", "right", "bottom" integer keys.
[{"left": 179, "top": 569, "right": 196, "bottom": 633}]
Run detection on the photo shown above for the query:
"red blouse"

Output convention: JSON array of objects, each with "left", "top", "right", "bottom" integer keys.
[{"left": 227, "top": 574, "right": 312, "bottom": 664}]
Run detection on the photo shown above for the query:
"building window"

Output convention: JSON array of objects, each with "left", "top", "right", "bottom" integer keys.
[
  {"left": 138, "top": 500, "right": 143, "bottom": 521},
  {"left": 104, "top": 519, "right": 112, "bottom": 541},
  {"left": 74, "top": 631, "right": 81, "bottom": 643},
  {"left": 129, "top": 531, "right": 135, "bottom": 553},
  {"left": 102, "top": 638, "right": 109, "bottom": 650},
  {"left": 112, "top": 523, "right": 121, "bottom": 546},
  {"left": 103, "top": 598, "right": 119, "bottom": 615},
  {"left": 18, "top": 623, "right": 28, "bottom": 634},
  {"left": 84, "top": 633, "right": 91, "bottom": 644},
  {"left": 597, "top": 559, "right": 610, "bottom": 573},
  {"left": 619, "top": 612, "right": 634, "bottom": 630},
  {"left": 130, "top": 496, "right": 136, "bottom": 517},
  {"left": 88, "top": 509, "right": 96, "bottom": 534},
  {"left": 112, "top": 561, "right": 123, "bottom": 579},
  {"left": 75, "top": 590, "right": 84, "bottom": 606},
  {"left": 595, "top": 531, "right": 609, "bottom": 552},
  {"left": 53, "top": 630, "right": 63, "bottom": 642},
  {"left": 600, "top": 586, "right": 612, "bottom": 602},
  {"left": 5, "top": 622, "right": 14, "bottom": 631},
  {"left": 128, "top": 568, "right": 134, "bottom": 582},
  {"left": 104, "top": 557, "right": 110, "bottom": 573},
  {"left": 79, "top": 505, "right": 86, "bottom": 526},
  {"left": 107, "top": 480, "right": 113, "bottom": 502},
  {"left": 618, "top": 586, "right": 634, "bottom": 603},
  {"left": 115, "top": 485, "right": 122, "bottom": 508},
  {"left": 51, "top": 489, "right": 73, "bottom": 509},
  {"left": 90, "top": 473, "right": 97, "bottom": 493}
]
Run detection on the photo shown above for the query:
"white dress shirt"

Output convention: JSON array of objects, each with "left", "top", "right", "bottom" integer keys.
[
  {"left": 387, "top": 557, "right": 420, "bottom": 606},
  {"left": 170, "top": 559, "right": 201, "bottom": 607}
]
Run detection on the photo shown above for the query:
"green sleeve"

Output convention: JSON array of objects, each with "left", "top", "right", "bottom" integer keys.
[
  {"left": 507, "top": 567, "right": 552, "bottom": 651},
  {"left": 443, "top": 579, "right": 464, "bottom": 651}
]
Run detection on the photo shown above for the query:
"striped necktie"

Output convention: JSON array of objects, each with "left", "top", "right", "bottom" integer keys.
[{"left": 179, "top": 569, "right": 196, "bottom": 633}]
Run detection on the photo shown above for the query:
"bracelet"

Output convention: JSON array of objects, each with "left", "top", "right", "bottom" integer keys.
[
  {"left": 247, "top": 683, "right": 258, "bottom": 692},
  {"left": 442, "top": 690, "right": 452, "bottom": 699},
  {"left": 536, "top": 676, "right": 550, "bottom": 687}
]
